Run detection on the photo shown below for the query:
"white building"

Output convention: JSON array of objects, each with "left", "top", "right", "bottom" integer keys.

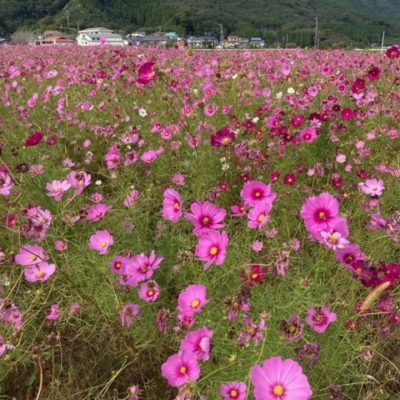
[{"left": 77, "top": 27, "right": 127, "bottom": 46}]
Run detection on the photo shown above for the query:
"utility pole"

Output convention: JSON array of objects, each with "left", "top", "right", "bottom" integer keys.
[
  {"left": 66, "top": 11, "right": 70, "bottom": 29},
  {"left": 219, "top": 23, "right": 224, "bottom": 47},
  {"left": 314, "top": 17, "right": 319, "bottom": 49},
  {"left": 380, "top": 31, "right": 385, "bottom": 53}
]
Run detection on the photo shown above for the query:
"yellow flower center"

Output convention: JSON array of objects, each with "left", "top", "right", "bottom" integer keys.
[
  {"left": 179, "top": 366, "right": 187, "bottom": 374},
  {"left": 147, "top": 290, "right": 154, "bottom": 297},
  {"left": 174, "top": 202, "right": 180, "bottom": 209},
  {"left": 191, "top": 299, "right": 201, "bottom": 308},
  {"left": 254, "top": 191, "right": 261, "bottom": 198},
  {"left": 258, "top": 214, "right": 266, "bottom": 222},
  {"left": 251, "top": 273, "right": 258, "bottom": 279},
  {"left": 100, "top": 241, "right": 108, "bottom": 249},
  {"left": 230, "top": 389, "right": 239, "bottom": 398},
  {"left": 319, "top": 211, "right": 327, "bottom": 220},
  {"left": 37, "top": 271, "right": 45, "bottom": 278},
  {"left": 210, "top": 246, "right": 219, "bottom": 256},
  {"left": 115, "top": 262, "right": 122, "bottom": 270},
  {"left": 223, "top": 137, "right": 231, "bottom": 145},
  {"left": 202, "top": 216, "right": 210, "bottom": 225},
  {"left": 273, "top": 385, "right": 285, "bottom": 396}
]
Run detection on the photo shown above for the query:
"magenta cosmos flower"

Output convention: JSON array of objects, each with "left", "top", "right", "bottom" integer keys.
[
  {"left": 251, "top": 356, "right": 312, "bottom": 400},
  {"left": 89, "top": 230, "right": 114, "bottom": 255},
  {"left": 125, "top": 251, "right": 164, "bottom": 287},
  {"left": 162, "top": 188, "right": 183, "bottom": 223},
  {"left": 137, "top": 62, "right": 157, "bottom": 85},
  {"left": 185, "top": 201, "right": 226, "bottom": 236},
  {"left": 211, "top": 128, "right": 236, "bottom": 147},
  {"left": 241, "top": 181, "right": 276, "bottom": 207},
  {"left": 24, "top": 263, "right": 56, "bottom": 283},
  {"left": 300, "top": 127, "right": 318, "bottom": 144},
  {"left": 178, "top": 284, "right": 209, "bottom": 317},
  {"left": 180, "top": 326, "right": 214, "bottom": 361},
  {"left": 220, "top": 382, "right": 247, "bottom": 400},
  {"left": 300, "top": 193, "right": 343, "bottom": 237},
  {"left": 195, "top": 230, "right": 229, "bottom": 270},
  {"left": 306, "top": 306, "right": 337, "bottom": 333},
  {"left": 247, "top": 202, "right": 272, "bottom": 230},
  {"left": 161, "top": 351, "right": 201, "bottom": 388}
]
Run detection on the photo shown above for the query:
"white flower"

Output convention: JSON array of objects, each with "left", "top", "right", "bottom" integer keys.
[
  {"left": 222, "top": 163, "right": 230, "bottom": 171},
  {"left": 252, "top": 117, "right": 259, "bottom": 123},
  {"left": 232, "top": 74, "right": 238, "bottom": 80},
  {"left": 287, "top": 87, "right": 295, "bottom": 94},
  {"left": 138, "top": 108, "right": 147, "bottom": 118},
  {"left": 95, "top": 180, "right": 102, "bottom": 186},
  {"left": 275, "top": 91, "right": 283, "bottom": 99}
]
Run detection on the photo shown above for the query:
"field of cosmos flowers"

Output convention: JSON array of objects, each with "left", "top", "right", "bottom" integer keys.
[{"left": 0, "top": 44, "right": 400, "bottom": 400}]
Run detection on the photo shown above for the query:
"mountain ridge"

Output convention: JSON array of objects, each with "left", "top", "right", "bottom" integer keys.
[{"left": 1, "top": 0, "right": 399, "bottom": 47}]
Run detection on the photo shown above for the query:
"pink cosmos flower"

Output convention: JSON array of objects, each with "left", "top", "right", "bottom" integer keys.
[
  {"left": 335, "top": 243, "right": 366, "bottom": 268},
  {"left": 359, "top": 178, "right": 385, "bottom": 197},
  {"left": 300, "top": 193, "right": 341, "bottom": 236},
  {"left": 15, "top": 245, "right": 48, "bottom": 266},
  {"left": 162, "top": 188, "right": 183, "bottom": 223},
  {"left": 0, "top": 172, "right": 13, "bottom": 196},
  {"left": 241, "top": 181, "right": 276, "bottom": 207},
  {"left": 172, "top": 173, "right": 185, "bottom": 186},
  {"left": 220, "top": 382, "right": 247, "bottom": 400},
  {"left": 24, "top": 263, "right": 56, "bottom": 283},
  {"left": 138, "top": 280, "right": 160, "bottom": 302},
  {"left": 161, "top": 351, "right": 201, "bottom": 388},
  {"left": 251, "top": 356, "right": 313, "bottom": 400},
  {"left": 55, "top": 240, "right": 68, "bottom": 252},
  {"left": 46, "top": 179, "right": 71, "bottom": 202},
  {"left": 89, "top": 230, "right": 114, "bottom": 255},
  {"left": 104, "top": 145, "right": 121, "bottom": 169},
  {"left": 231, "top": 204, "right": 247, "bottom": 217},
  {"left": 109, "top": 255, "right": 129, "bottom": 275},
  {"left": 125, "top": 251, "right": 164, "bottom": 286},
  {"left": 124, "top": 189, "right": 140, "bottom": 208},
  {"left": 180, "top": 326, "right": 214, "bottom": 361},
  {"left": 178, "top": 284, "right": 209, "bottom": 317},
  {"left": 137, "top": 62, "right": 157, "bottom": 85},
  {"left": 68, "top": 171, "right": 92, "bottom": 195},
  {"left": 300, "top": 127, "right": 318, "bottom": 144},
  {"left": 86, "top": 203, "right": 112, "bottom": 222},
  {"left": 320, "top": 230, "right": 350, "bottom": 251},
  {"left": 119, "top": 304, "right": 141, "bottom": 327},
  {"left": 141, "top": 149, "right": 159, "bottom": 164},
  {"left": 195, "top": 230, "right": 229, "bottom": 270},
  {"left": 306, "top": 306, "right": 337, "bottom": 333},
  {"left": 185, "top": 201, "right": 226, "bottom": 236},
  {"left": 247, "top": 202, "right": 272, "bottom": 230},
  {"left": 0, "top": 336, "right": 14, "bottom": 358},
  {"left": 46, "top": 304, "right": 61, "bottom": 321}
]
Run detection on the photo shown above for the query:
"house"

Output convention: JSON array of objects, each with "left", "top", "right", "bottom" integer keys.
[
  {"left": 249, "top": 37, "right": 265, "bottom": 48},
  {"left": 0, "top": 38, "right": 6, "bottom": 45},
  {"left": 187, "top": 36, "right": 218, "bottom": 48},
  {"left": 128, "top": 34, "right": 168, "bottom": 48},
  {"left": 225, "top": 35, "right": 249, "bottom": 49},
  {"left": 77, "top": 27, "right": 126, "bottom": 46},
  {"left": 35, "top": 31, "right": 75, "bottom": 45}
]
